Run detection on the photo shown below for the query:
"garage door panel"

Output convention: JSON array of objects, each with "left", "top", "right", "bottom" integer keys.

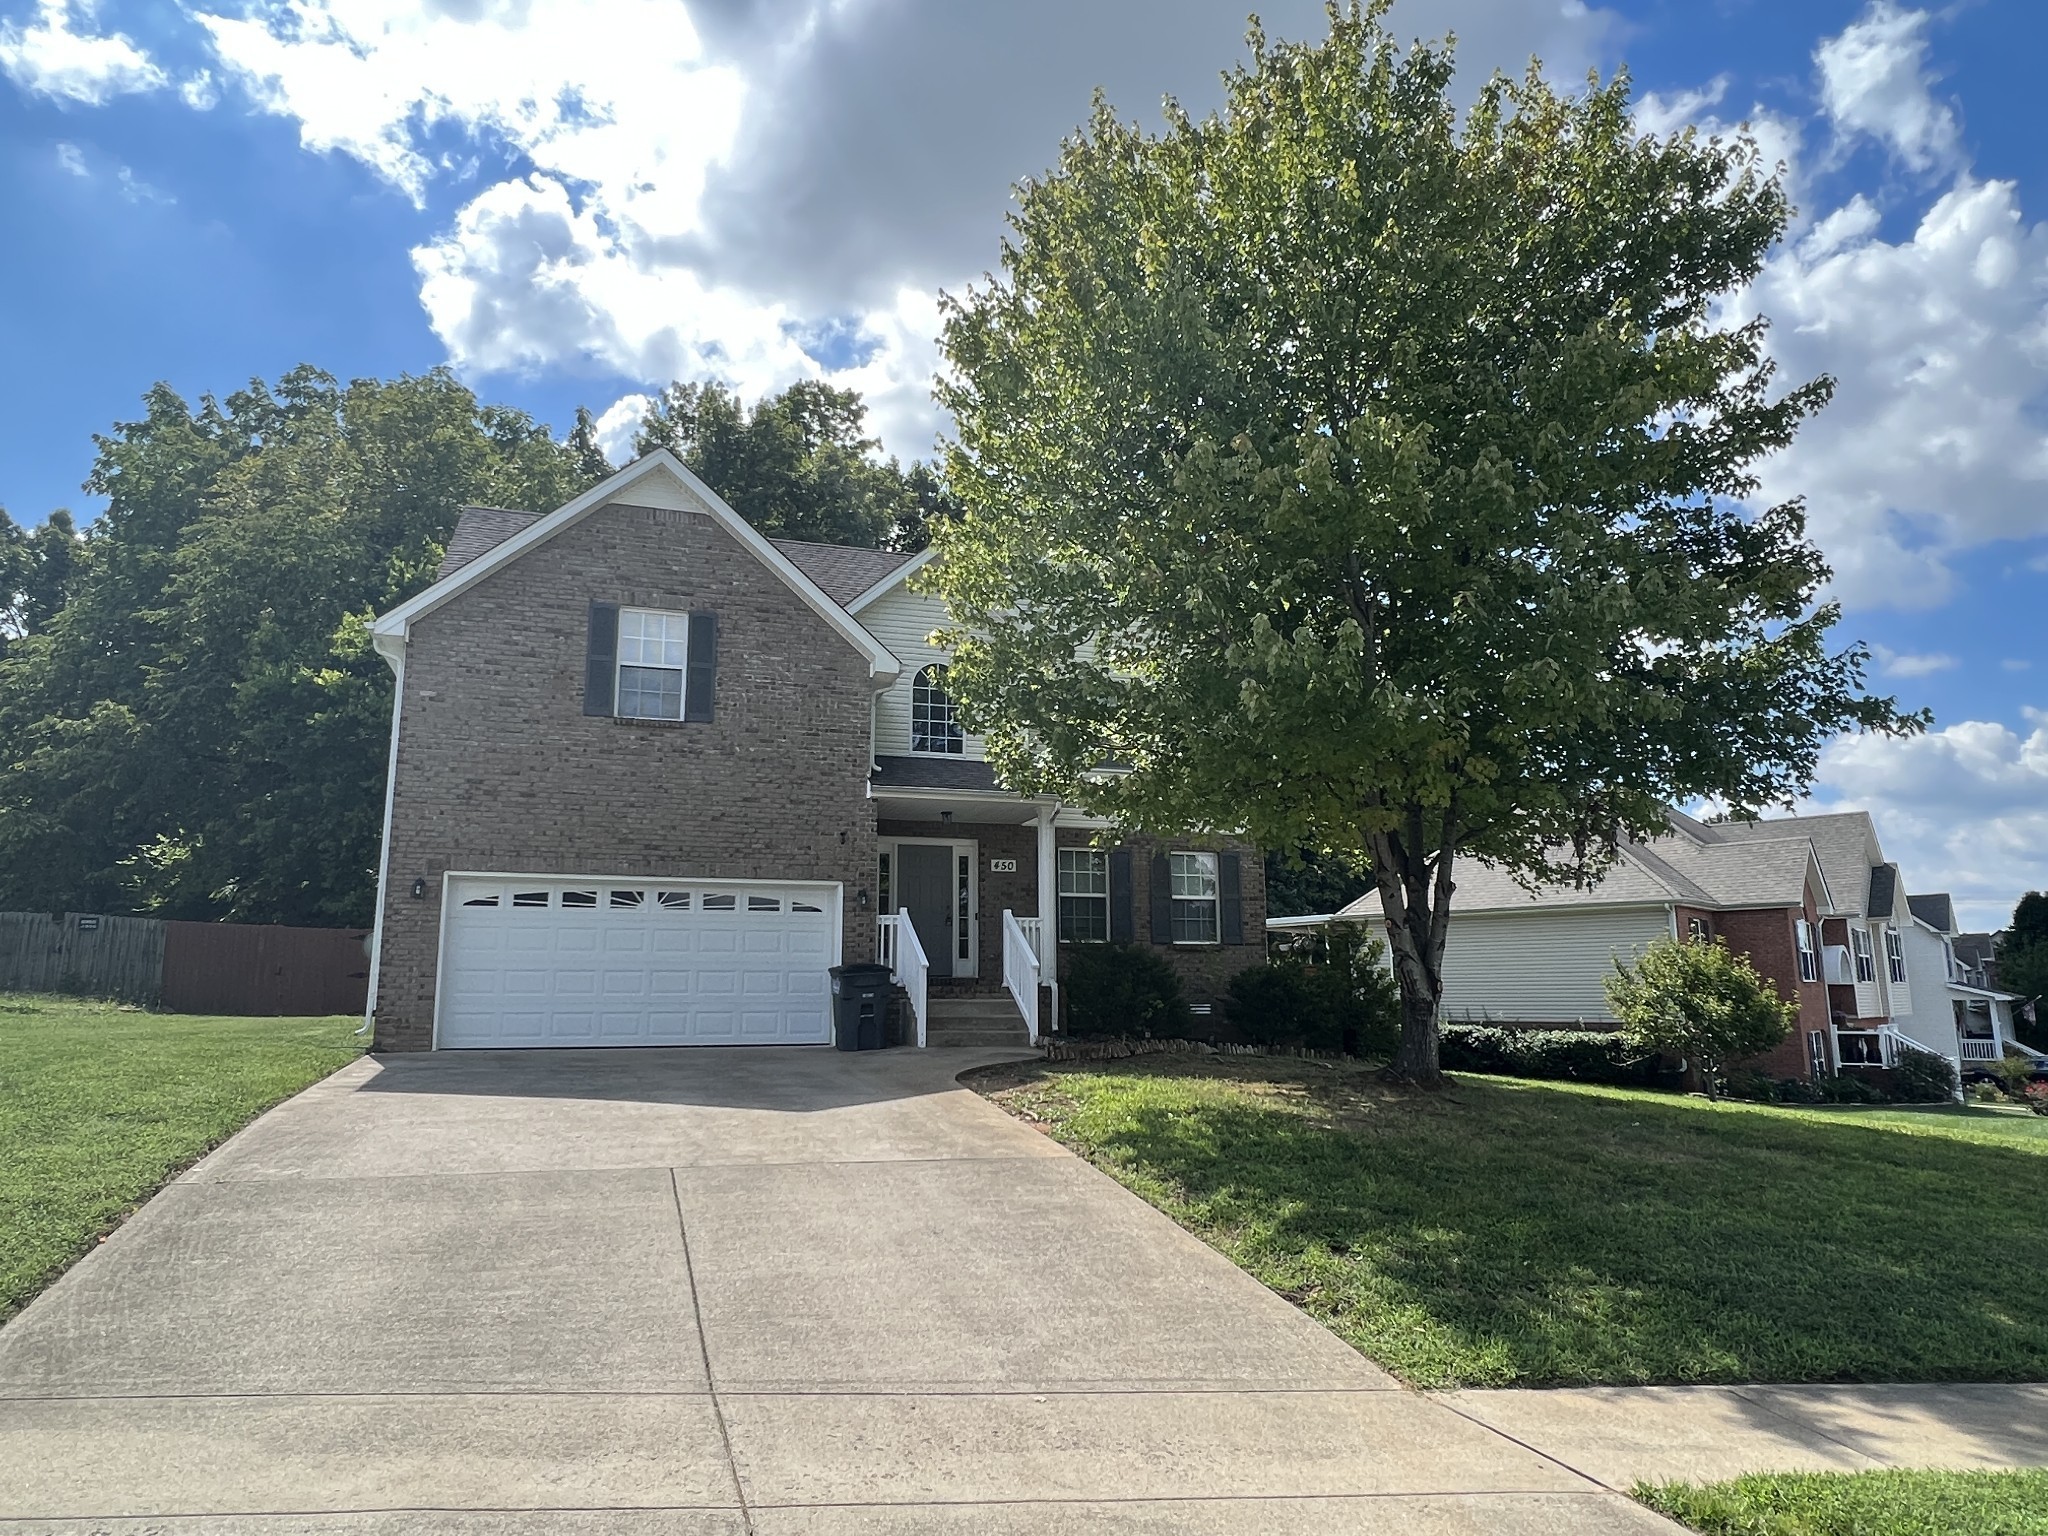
[{"left": 438, "top": 878, "right": 837, "bottom": 1049}]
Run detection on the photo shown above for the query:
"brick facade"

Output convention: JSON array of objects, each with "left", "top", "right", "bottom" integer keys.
[
  {"left": 1715, "top": 888, "right": 1832, "bottom": 1081},
  {"left": 373, "top": 497, "right": 880, "bottom": 1050}
]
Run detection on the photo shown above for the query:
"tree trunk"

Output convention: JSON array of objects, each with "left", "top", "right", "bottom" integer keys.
[{"left": 1370, "top": 808, "right": 1456, "bottom": 1088}]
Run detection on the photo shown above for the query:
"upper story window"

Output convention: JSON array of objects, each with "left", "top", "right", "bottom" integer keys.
[
  {"left": 1170, "top": 851, "right": 1220, "bottom": 944},
  {"left": 1058, "top": 848, "right": 1109, "bottom": 943},
  {"left": 1851, "top": 925, "right": 1875, "bottom": 983},
  {"left": 1884, "top": 925, "right": 1906, "bottom": 984},
  {"left": 1795, "top": 918, "right": 1819, "bottom": 983},
  {"left": 911, "top": 664, "right": 964, "bottom": 755},
  {"left": 617, "top": 608, "right": 688, "bottom": 720},
  {"left": 1686, "top": 916, "right": 1711, "bottom": 942}
]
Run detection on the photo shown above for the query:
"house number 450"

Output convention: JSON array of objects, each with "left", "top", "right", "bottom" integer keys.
[{"left": 989, "top": 858, "right": 1018, "bottom": 873}]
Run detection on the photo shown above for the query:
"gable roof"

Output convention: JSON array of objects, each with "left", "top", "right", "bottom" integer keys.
[
  {"left": 1867, "top": 862, "right": 1899, "bottom": 919},
  {"left": 770, "top": 539, "right": 917, "bottom": 608},
  {"left": 370, "top": 452, "right": 900, "bottom": 680},
  {"left": 439, "top": 506, "right": 541, "bottom": 580},
  {"left": 1334, "top": 810, "right": 1831, "bottom": 920},
  {"left": 1908, "top": 892, "right": 1957, "bottom": 933},
  {"left": 1703, "top": 810, "right": 1880, "bottom": 917}
]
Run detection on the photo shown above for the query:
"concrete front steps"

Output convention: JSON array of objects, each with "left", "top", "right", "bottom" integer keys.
[{"left": 923, "top": 992, "right": 1031, "bottom": 1048}]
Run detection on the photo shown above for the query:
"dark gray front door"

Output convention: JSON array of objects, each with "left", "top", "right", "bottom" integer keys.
[{"left": 898, "top": 844, "right": 955, "bottom": 980}]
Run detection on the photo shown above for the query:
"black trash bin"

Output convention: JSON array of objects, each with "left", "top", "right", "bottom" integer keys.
[{"left": 830, "top": 962, "right": 894, "bottom": 1051}]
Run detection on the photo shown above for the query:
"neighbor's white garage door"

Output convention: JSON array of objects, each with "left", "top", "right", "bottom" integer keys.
[{"left": 437, "top": 876, "right": 838, "bottom": 1048}]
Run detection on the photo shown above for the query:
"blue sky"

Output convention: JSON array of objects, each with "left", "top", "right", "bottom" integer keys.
[{"left": 1, "top": 0, "right": 2044, "bottom": 923}]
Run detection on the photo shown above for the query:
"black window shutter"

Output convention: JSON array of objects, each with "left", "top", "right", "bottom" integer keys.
[
  {"left": 1109, "top": 849, "right": 1135, "bottom": 943},
  {"left": 684, "top": 612, "right": 718, "bottom": 723},
  {"left": 1219, "top": 852, "right": 1244, "bottom": 944},
  {"left": 1148, "top": 852, "right": 1171, "bottom": 944},
  {"left": 584, "top": 601, "right": 618, "bottom": 717}
]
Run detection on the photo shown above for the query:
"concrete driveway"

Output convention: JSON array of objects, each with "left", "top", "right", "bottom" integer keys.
[{"left": 0, "top": 1047, "right": 1670, "bottom": 1533}]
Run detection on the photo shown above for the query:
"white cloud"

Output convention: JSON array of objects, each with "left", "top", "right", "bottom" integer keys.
[
  {"left": 1873, "top": 645, "right": 1957, "bottom": 679},
  {"left": 1810, "top": 714, "right": 2048, "bottom": 929},
  {"left": 1815, "top": 0, "right": 1960, "bottom": 174},
  {"left": 0, "top": 0, "right": 164, "bottom": 103},
  {"left": 53, "top": 138, "right": 85, "bottom": 174},
  {"left": 591, "top": 393, "right": 650, "bottom": 467}
]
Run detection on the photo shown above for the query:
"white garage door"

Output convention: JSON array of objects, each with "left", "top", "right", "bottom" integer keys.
[{"left": 437, "top": 876, "right": 839, "bottom": 1048}]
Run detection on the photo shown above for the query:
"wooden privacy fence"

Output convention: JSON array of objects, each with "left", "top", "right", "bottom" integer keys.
[{"left": 0, "top": 912, "right": 370, "bottom": 1016}]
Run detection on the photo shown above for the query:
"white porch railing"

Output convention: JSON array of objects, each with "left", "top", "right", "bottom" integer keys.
[
  {"left": 878, "top": 910, "right": 928, "bottom": 1048},
  {"left": 1015, "top": 915, "right": 1044, "bottom": 966},
  {"left": 1002, "top": 908, "right": 1040, "bottom": 1046},
  {"left": 1959, "top": 1037, "right": 2000, "bottom": 1062}
]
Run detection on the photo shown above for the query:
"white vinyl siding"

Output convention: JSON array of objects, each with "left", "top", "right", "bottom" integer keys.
[
  {"left": 1436, "top": 907, "right": 1676, "bottom": 1024},
  {"left": 862, "top": 587, "right": 986, "bottom": 759},
  {"left": 1889, "top": 921, "right": 1959, "bottom": 1061}
]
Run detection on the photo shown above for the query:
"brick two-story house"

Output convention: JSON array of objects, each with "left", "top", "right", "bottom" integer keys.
[{"left": 363, "top": 450, "right": 1264, "bottom": 1052}]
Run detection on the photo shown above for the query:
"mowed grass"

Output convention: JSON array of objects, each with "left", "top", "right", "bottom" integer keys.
[
  {"left": 976, "top": 1057, "right": 2048, "bottom": 1388},
  {"left": 1638, "top": 1469, "right": 2048, "bottom": 1535},
  {"left": 0, "top": 994, "right": 363, "bottom": 1322}
]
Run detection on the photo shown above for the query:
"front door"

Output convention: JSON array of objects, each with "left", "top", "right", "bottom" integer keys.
[{"left": 898, "top": 844, "right": 955, "bottom": 979}]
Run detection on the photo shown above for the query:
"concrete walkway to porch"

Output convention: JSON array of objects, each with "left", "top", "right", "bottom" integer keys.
[
  {"left": 1435, "top": 1382, "right": 2048, "bottom": 1491},
  {"left": 0, "top": 1043, "right": 1681, "bottom": 1534}
]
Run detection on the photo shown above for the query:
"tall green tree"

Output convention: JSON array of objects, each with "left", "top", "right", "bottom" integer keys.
[
  {"left": 1998, "top": 892, "right": 2048, "bottom": 1048},
  {"left": 633, "top": 378, "right": 954, "bottom": 548},
  {"left": 928, "top": 4, "right": 1918, "bottom": 1082},
  {"left": 0, "top": 368, "right": 600, "bottom": 925},
  {"left": 0, "top": 508, "right": 84, "bottom": 656}
]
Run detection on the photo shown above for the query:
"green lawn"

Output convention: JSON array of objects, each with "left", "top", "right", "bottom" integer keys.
[
  {"left": 1792, "top": 1101, "right": 2048, "bottom": 1149},
  {"left": 1638, "top": 1470, "right": 2048, "bottom": 1535},
  {"left": 975, "top": 1057, "right": 2048, "bottom": 1389},
  {"left": 0, "top": 994, "right": 363, "bottom": 1323}
]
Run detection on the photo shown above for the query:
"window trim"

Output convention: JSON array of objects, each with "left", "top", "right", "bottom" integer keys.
[
  {"left": 1850, "top": 925, "right": 1875, "bottom": 983},
  {"left": 1169, "top": 850, "right": 1221, "bottom": 946},
  {"left": 1057, "top": 847, "right": 1110, "bottom": 944},
  {"left": 1884, "top": 925, "right": 1906, "bottom": 984},
  {"left": 910, "top": 664, "right": 965, "bottom": 756},
  {"left": 1795, "top": 918, "right": 1819, "bottom": 983},
  {"left": 616, "top": 606, "right": 690, "bottom": 722}
]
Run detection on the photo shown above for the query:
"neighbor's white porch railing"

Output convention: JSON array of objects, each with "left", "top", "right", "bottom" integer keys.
[
  {"left": 877, "top": 910, "right": 929, "bottom": 1048},
  {"left": 1002, "top": 908, "right": 1040, "bottom": 1046},
  {"left": 1959, "top": 1037, "right": 2000, "bottom": 1062},
  {"left": 1015, "top": 915, "right": 1044, "bottom": 967}
]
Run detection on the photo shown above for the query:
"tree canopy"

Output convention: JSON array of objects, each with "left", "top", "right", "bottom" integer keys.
[
  {"left": 928, "top": 2, "right": 1919, "bottom": 1081},
  {"left": 1998, "top": 892, "right": 2048, "bottom": 1048}
]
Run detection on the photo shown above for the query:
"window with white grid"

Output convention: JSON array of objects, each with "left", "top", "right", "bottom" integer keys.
[
  {"left": 911, "top": 665, "right": 964, "bottom": 754},
  {"left": 1170, "top": 851, "right": 1219, "bottom": 944},
  {"left": 617, "top": 609, "right": 688, "bottom": 721},
  {"left": 1058, "top": 848, "right": 1109, "bottom": 943}
]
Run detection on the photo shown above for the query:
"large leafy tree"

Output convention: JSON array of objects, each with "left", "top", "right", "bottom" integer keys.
[
  {"left": 930, "top": 4, "right": 1918, "bottom": 1082},
  {"left": 1998, "top": 892, "right": 2048, "bottom": 1048},
  {"left": 0, "top": 368, "right": 599, "bottom": 925},
  {"left": 632, "top": 379, "right": 958, "bottom": 550}
]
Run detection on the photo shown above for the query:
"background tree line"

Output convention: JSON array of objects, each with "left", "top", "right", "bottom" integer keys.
[{"left": 0, "top": 368, "right": 955, "bottom": 928}]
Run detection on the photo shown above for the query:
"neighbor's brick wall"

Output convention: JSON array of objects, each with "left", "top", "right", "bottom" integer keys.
[
  {"left": 1717, "top": 889, "right": 1831, "bottom": 1080},
  {"left": 1057, "top": 830, "right": 1266, "bottom": 1016},
  {"left": 374, "top": 496, "right": 878, "bottom": 1050}
]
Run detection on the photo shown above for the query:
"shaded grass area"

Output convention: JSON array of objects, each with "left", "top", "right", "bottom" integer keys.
[
  {"left": 1638, "top": 1469, "right": 2048, "bottom": 1535},
  {"left": 975, "top": 1057, "right": 2048, "bottom": 1388},
  {"left": 1, "top": 994, "right": 363, "bottom": 1322}
]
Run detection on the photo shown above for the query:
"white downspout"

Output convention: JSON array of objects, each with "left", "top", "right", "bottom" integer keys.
[
  {"left": 1036, "top": 801, "right": 1058, "bottom": 1032},
  {"left": 361, "top": 639, "right": 405, "bottom": 1040}
]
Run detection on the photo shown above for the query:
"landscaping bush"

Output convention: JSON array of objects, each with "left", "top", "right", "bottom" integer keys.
[
  {"left": 1226, "top": 924, "right": 1399, "bottom": 1055},
  {"left": 1605, "top": 936, "right": 1797, "bottom": 1098},
  {"left": 1061, "top": 942, "right": 1191, "bottom": 1039},
  {"left": 2026, "top": 1083, "right": 2048, "bottom": 1117},
  {"left": 1438, "top": 1023, "right": 1665, "bottom": 1087},
  {"left": 1812, "top": 1072, "right": 1887, "bottom": 1104},
  {"left": 1891, "top": 1045, "right": 1960, "bottom": 1104}
]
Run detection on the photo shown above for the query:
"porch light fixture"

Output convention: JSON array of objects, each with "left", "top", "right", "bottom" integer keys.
[
  {"left": 857, "top": 887, "right": 871, "bottom": 909},
  {"left": 411, "top": 877, "right": 427, "bottom": 900},
  {"left": 939, "top": 810, "right": 953, "bottom": 824}
]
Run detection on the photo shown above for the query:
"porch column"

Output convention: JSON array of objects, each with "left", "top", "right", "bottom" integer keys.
[{"left": 1036, "top": 801, "right": 1057, "bottom": 991}]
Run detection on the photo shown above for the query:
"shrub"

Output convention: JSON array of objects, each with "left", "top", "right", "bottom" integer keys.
[
  {"left": 1811, "top": 1071, "right": 1887, "bottom": 1104},
  {"left": 1605, "top": 936, "right": 1798, "bottom": 1098},
  {"left": 1989, "top": 1052, "right": 2038, "bottom": 1096},
  {"left": 2025, "top": 1082, "right": 2048, "bottom": 1117},
  {"left": 1891, "top": 1045, "right": 1959, "bottom": 1104},
  {"left": 1438, "top": 1023, "right": 1664, "bottom": 1087},
  {"left": 1227, "top": 924, "right": 1400, "bottom": 1055},
  {"left": 1968, "top": 1079, "right": 2006, "bottom": 1104},
  {"left": 1723, "top": 1071, "right": 1820, "bottom": 1104},
  {"left": 1061, "top": 942, "right": 1190, "bottom": 1039}
]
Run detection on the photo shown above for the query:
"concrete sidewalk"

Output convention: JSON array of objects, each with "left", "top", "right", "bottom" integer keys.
[
  {"left": 0, "top": 1046, "right": 1675, "bottom": 1534},
  {"left": 1438, "top": 1382, "right": 2048, "bottom": 1491}
]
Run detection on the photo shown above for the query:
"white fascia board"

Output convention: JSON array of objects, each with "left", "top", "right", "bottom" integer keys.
[
  {"left": 846, "top": 546, "right": 939, "bottom": 614},
  {"left": 368, "top": 451, "right": 902, "bottom": 680}
]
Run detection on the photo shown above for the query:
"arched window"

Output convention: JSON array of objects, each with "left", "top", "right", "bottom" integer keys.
[{"left": 911, "top": 664, "right": 964, "bottom": 755}]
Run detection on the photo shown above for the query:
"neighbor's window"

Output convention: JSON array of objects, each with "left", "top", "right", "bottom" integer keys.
[
  {"left": 1795, "top": 918, "right": 1819, "bottom": 983},
  {"left": 1170, "top": 851, "right": 1220, "bottom": 944},
  {"left": 1851, "top": 926, "right": 1875, "bottom": 983},
  {"left": 617, "top": 608, "right": 689, "bottom": 720},
  {"left": 1057, "top": 848, "right": 1109, "bottom": 943},
  {"left": 1687, "top": 916, "right": 1711, "bottom": 942},
  {"left": 1884, "top": 925, "right": 1906, "bottom": 984},
  {"left": 911, "top": 664, "right": 964, "bottom": 754}
]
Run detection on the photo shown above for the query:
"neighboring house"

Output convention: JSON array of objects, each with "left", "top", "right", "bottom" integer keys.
[
  {"left": 1949, "top": 930, "right": 2003, "bottom": 993},
  {"left": 1898, "top": 897, "right": 2033, "bottom": 1075},
  {"left": 362, "top": 451, "right": 1264, "bottom": 1052},
  {"left": 1334, "top": 808, "right": 2040, "bottom": 1083}
]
